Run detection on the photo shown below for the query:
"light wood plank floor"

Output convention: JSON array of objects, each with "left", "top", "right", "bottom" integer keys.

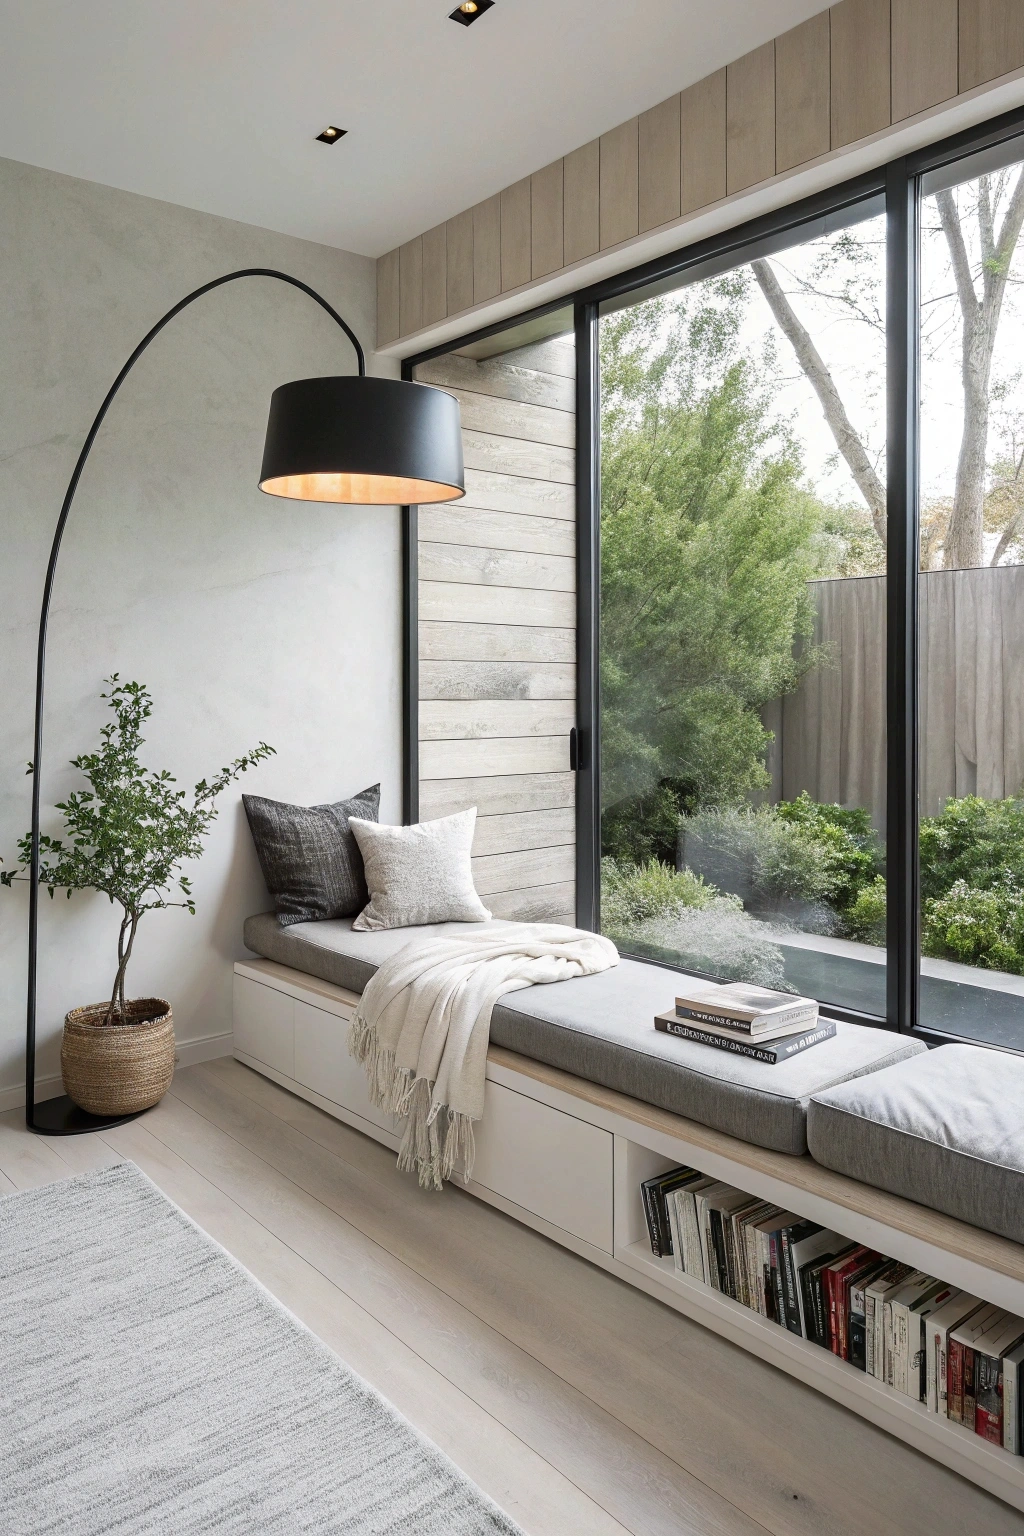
[{"left": 2, "top": 1063, "right": 1022, "bottom": 1536}]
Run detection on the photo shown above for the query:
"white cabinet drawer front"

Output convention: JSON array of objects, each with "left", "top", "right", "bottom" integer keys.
[
  {"left": 471, "top": 1081, "right": 613, "bottom": 1252},
  {"left": 233, "top": 976, "right": 295, "bottom": 1077},
  {"left": 293, "top": 999, "right": 394, "bottom": 1133}
]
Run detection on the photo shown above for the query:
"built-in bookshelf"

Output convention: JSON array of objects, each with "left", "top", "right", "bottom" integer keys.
[
  {"left": 614, "top": 1138, "right": 1024, "bottom": 1499},
  {"left": 235, "top": 957, "right": 1024, "bottom": 1514}
]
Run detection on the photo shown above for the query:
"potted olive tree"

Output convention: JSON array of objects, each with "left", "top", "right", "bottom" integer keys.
[{"left": 2, "top": 677, "right": 273, "bottom": 1115}]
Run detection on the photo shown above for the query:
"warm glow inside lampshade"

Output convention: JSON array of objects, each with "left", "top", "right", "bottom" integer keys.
[{"left": 259, "top": 375, "right": 465, "bottom": 504}]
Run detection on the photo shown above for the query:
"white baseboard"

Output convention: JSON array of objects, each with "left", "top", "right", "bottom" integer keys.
[
  {"left": 174, "top": 1031, "right": 234, "bottom": 1069},
  {"left": 0, "top": 1031, "right": 234, "bottom": 1114},
  {"left": 0, "top": 1072, "right": 64, "bottom": 1115}
]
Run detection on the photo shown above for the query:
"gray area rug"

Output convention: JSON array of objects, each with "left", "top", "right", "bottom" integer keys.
[{"left": 0, "top": 1162, "right": 522, "bottom": 1535}]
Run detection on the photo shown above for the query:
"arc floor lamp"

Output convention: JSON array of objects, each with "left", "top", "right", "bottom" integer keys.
[{"left": 24, "top": 266, "right": 464, "bottom": 1136}]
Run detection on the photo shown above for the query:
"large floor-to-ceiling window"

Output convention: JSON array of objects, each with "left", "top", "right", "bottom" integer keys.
[
  {"left": 598, "top": 204, "right": 889, "bottom": 1019},
  {"left": 917, "top": 138, "right": 1024, "bottom": 1048},
  {"left": 405, "top": 110, "right": 1024, "bottom": 1051}
]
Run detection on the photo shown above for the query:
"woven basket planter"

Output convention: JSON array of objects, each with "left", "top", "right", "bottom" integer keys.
[{"left": 61, "top": 998, "right": 175, "bottom": 1116}]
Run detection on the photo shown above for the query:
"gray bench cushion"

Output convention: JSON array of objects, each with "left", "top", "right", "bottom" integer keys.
[
  {"left": 242, "top": 911, "right": 926, "bottom": 1156},
  {"left": 808, "top": 1044, "right": 1024, "bottom": 1246},
  {"left": 243, "top": 910, "right": 501, "bottom": 993}
]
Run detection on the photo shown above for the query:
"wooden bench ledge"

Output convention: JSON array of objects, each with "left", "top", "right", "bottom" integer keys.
[{"left": 488, "top": 1044, "right": 1024, "bottom": 1288}]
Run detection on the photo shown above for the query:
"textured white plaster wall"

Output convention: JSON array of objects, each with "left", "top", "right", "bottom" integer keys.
[{"left": 0, "top": 156, "right": 400, "bottom": 1106}]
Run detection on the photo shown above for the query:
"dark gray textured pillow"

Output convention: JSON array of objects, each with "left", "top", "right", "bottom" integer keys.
[{"left": 243, "top": 784, "right": 380, "bottom": 926}]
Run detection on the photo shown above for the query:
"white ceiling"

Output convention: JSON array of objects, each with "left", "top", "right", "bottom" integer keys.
[{"left": 0, "top": 1, "right": 831, "bottom": 258}]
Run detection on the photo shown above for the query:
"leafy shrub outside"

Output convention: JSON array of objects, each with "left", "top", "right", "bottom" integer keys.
[
  {"left": 681, "top": 805, "right": 840, "bottom": 909},
  {"left": 919, "top": 794, "right": 1024, "bottom": 900},
  {"left": 679, "top": 795, "right": 883, "bottom": 937},
  {"left": 602, "top": 783, "right": 693, "bottom": 868},
  {"left": 604, "top": 790, "right": 1024, "bottom": 977},
  {"left": 844, "top": 875, "right": 887, "bottom": 944},
  {"left": 921, "top": 878, "right": 1024, "bottom": 975},
  {"left": 773, "top": 793, "right": 881, "bottom": 914},
  {"left": 600, "top": 858, "right": 790, "bottom": 990},
  {"left": 634, "top": 906, "right": 792, "bottom": 991},
  {"left": 919, "top": 795, "right": 1024, "bottom": 972},
  {"left": 600, "top": 856, "right": 720, "bottom": 932}
]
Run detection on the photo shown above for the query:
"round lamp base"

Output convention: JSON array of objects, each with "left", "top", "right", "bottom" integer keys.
[{"left": 29, "top": 1093, "right": 145, "bottom": 1136}]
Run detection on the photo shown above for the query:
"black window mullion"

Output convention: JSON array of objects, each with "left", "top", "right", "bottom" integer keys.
[
  {"left": 884, "top": 157, "right": 921, "bottom": 1034},
  {"left": 575, "top": 300, "right": 601, "bottom": 932},
  {"left": 400, "top": 357, "right": 419, "bottom": 826}
]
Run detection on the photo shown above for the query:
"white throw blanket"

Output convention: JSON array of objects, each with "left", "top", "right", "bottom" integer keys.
[{"left": 349, "top": 924, "right": 619, "bottom": 1190}]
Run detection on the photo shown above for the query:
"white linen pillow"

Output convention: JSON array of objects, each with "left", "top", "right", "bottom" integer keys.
[{"left": 349, "top": 808, "right": 492, "bottom": 931}]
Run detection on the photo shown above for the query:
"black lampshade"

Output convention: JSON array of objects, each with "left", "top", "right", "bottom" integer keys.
[{"left": 259, "top": 375, "right": 465, "bottom": 505}]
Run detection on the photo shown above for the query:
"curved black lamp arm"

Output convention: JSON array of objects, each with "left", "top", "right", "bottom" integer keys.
[{"left": 25, "top": 267, "right": 365, "bottom": 1132}]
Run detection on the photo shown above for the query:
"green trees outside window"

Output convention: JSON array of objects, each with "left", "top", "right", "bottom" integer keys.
[{"left": 599, "top": 171, "right": 1024, "bottom": 1026}]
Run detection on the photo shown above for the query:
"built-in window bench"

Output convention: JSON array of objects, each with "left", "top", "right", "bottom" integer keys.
[{"left": 234, "top": 948, "right": 1024, "bottom": 1513}]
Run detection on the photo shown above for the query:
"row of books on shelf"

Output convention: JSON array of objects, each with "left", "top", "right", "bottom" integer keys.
[{"left": 641, "top": 1164, "right": 1024, "bottom": 1456}]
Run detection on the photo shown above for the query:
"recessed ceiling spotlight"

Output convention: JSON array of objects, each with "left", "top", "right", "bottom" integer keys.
[
  {"left": 315, "top": 125, "right": 347, "bottom": 144},
  {"left": 449, "top": 0, "right": 494, "bottom": 25}
]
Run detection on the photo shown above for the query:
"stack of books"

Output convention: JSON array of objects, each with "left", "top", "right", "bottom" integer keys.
[
  {"left": 654, "top": 980, "right": 833, "bottom": 1064},
  {"left": 639, "top": 1166, "right": 1024, "bottom": 1455}
]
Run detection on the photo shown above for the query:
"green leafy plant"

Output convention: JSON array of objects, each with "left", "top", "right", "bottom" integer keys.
[
  {"left": 600, "top": 856, "right": 721, "bottom": 934},
  {"left": 672, "top": 797, "right": 884, "bottom": 940},
  {"left": 845, "top": 874, "right": 887, "bottom": 944},
  {"left": 772, "top": 791, "right": 876, "bottom": 846},
  {"left": 773, "top": 793, "right": 883, "bottom": 915},
  {"left": 680, "top": 805, "right": 844, "bottom": 910},
  {"left": 600, "top": 855, "right": 790, "bottom": 991},
  {"left": 599, "top": 288, "right": 835, "bottom": 833},
  {"left": 919, "top": 794, "right": 1024, "bottom": 902},
  {"left": 914, "top": 795, "right": 1024, "bottom": 972},
  {"left": 922, "top": 878, "right": 1024, "bottom": 974},
  {"left": 601, "top": 782, "right": 690, "bottom": 869},
  {"left": 1, "top": 677, "right": 274, "bottom": 1025}
]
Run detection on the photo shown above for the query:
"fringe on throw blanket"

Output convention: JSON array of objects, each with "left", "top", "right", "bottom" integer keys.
[
  {"left": 349, "top": 1013, "right": 475, "bottom": 1191},
  {"left": 348, "top": 925, "right": 619, "bottom": 1192}
]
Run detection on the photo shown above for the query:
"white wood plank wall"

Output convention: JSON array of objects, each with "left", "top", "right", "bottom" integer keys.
[{"left": 413, "top": 336, "right": 577, "bottom": 922}]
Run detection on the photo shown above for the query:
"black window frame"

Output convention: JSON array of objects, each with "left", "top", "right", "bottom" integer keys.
[{"left": 402, "top": 102, "right": 1024, "bottom": 1047}]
